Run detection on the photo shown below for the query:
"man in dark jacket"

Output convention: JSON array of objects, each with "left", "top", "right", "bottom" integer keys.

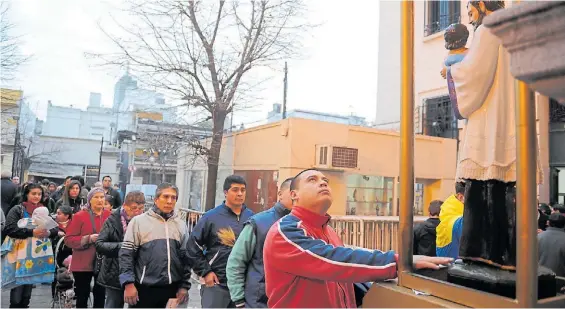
[
  {"left": 186, "top": 175, "right": 254, "bottom": 308},
  {"left": 414, "top": 200, "right": 442, "bottom": 256},
  {"left": 51, "top": 176, "right": 71, "bottom": 203},
  {"left": 226, "top": 177, "right": 293, "bottom": 308},
  {"left": 1, "top": 171, "right": 18, "bottom": 216},
  {"left": 101, "top": 175, "right": 122, "bottom": 209},
  {"left": 119, "top": 183, "right": 191, "bottom": 308},
  {"left": 95, "top": 191, "right": 145, "bottom": 308},
  {"left": 538, "top": 213, "right": 565, "bottom": 276}
]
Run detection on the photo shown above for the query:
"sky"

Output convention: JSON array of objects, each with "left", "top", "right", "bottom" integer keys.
[{"left": 4, "top": 0, "right": 380, "bottom": 126}]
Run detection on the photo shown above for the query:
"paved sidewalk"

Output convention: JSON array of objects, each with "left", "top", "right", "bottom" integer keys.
[{"left": 1, "top": 283, "right": 202, "bottom": 308}]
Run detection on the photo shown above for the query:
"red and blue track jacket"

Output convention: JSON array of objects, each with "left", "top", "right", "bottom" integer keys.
[{"left": 263, "top": 206, "right": 398, "bottom": 308}]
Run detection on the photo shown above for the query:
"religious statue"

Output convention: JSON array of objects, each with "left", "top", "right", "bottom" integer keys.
[{"left": 441, "top": 1, "right": 554, "bottom": 298}]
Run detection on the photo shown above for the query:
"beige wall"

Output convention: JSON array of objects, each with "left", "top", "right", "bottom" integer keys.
[{"left": 221, "top": 118, "right": 457, "bottom": 216}]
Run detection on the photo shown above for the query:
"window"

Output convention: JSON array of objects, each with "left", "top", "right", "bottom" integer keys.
[
  {"left": 550, "top": 98, "right": 565, "bottom": 123},
  {"left": 422, "top": 95, "right": 459, "bottom": 140},
  {"left": 415, "top": 183, "right": 424, "bottom": 216},
  {"left": 424, "top": 0, "right": 461, "bottom": 36},
  {"left": 332, "top": 147, "right": 358, "bottom": 168},
  {"left": 346, "top": 175, "right": 394, "bottom": 216}
]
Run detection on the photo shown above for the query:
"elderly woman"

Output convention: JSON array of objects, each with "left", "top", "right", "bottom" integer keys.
[{"left": 64, "top": 188, "right": 111, "bottom": 308}]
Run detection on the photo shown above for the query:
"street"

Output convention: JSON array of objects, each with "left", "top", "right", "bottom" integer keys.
[{"left": 1, "top": 283, "right": 202, "bottom": 308}]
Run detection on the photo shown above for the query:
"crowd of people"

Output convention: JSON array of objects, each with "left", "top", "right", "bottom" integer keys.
[
  {"left": 413, "top": 181, "right": 565, "bottom": 279},
  {"left": 2, "top": 167, "right": 563, "bottom": 309},
  {"left": 1, "top": 170, "right": 451, "bottom": 308}
]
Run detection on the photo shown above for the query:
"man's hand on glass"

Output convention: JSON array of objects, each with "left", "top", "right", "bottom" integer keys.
[{"left": 412, "top": 255, "right": 453, "bottom": 270}]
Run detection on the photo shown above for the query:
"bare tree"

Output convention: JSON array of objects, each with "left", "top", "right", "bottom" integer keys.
[
  {"left": 0, "top": 2, "right": 30, "bottom": 83},
  {"left": 90, "top": 0, "right": 309, "bottom": 210},
  {"left": 134, "top": 119, "right": 208, "bottom": 183}
]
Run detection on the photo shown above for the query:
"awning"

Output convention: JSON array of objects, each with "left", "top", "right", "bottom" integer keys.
[{"left": 27, "top": 162, "right": 85, "bottom": 179}]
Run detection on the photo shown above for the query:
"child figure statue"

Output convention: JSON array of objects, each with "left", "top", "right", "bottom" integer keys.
[{"left": 444, "top": 23, "right": 469, "bottom": 68}]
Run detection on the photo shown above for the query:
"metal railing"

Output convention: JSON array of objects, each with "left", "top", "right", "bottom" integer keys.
[
  {"left": 178, "top": 208, "right": 426, "bottom": 251},
  {"left": 329, "top": 215, "right": 427, "bottom": 251}
]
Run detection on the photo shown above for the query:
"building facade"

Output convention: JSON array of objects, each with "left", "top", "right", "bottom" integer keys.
[
  {"left": 177, "top": 118, "right": 458, "bottom": 215},
  {"left": 117, "top": 113, "right": 211, "bottom": 191},
  {"left": 1, "top": 89, "right": 40, "bottom": 178},
  {"left": 26, "top": 135, "right": 104, "bottom": 185},
  {"left": 376, "top": 0, "right": 562, "bottom": 203},
  {"left": 41, "top": 98, "right": 115, "bottom": 142},
  {"left": 267, "top": 103, "right": 367, "bottom": 126}
]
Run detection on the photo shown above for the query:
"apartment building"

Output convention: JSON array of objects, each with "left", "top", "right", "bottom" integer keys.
[{"left": 376, "top": 0, "right": 565, "bottom": 203}]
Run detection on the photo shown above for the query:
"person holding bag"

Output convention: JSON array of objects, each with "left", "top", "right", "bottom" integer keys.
[
  {"left": 2, "top": 183, "right": 58, "bottom": 308},
  {"left": 64, "top": 188, "right": 110, "bottom": 308}
]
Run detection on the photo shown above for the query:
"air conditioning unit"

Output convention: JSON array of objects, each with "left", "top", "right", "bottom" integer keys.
[{"left": 315, "top": 145, "right": 359, "bottom": 170}]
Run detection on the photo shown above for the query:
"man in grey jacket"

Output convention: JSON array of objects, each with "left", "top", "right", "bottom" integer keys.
[
  {"left": 538, "top": 213, "right": 565, "bottom": 276},
  {"left": 119, "top": 183, "right": 192, "bottom": 308}
]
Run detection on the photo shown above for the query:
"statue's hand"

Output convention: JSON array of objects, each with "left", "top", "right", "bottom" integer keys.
[{"left": 440, "top": 66, "right": 447, "bottom": 79}]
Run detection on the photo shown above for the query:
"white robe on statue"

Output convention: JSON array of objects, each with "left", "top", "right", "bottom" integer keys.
[{"left": 447, "top": 24, "right": 541, "bottom": 183}]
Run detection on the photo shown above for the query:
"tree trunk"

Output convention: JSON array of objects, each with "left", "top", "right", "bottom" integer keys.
[{"left": 204, "top": 108, "right": 226, "bottom": 211}]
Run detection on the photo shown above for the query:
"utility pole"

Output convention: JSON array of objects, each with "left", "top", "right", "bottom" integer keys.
[{"left": 282, "top": 61, "right": 288, "bottom": 119}]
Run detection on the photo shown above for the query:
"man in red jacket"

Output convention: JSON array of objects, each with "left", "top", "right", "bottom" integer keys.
[{"left": 263, "top": 169, "right": 452, "bottom": 308}]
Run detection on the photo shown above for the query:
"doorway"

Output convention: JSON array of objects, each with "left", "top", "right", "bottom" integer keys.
[
  {"left": 551, "top": 167, "right": 565, "bottom": 204},
  {"left": 549, "top": 98, "right": 565, "bottom": 204}
]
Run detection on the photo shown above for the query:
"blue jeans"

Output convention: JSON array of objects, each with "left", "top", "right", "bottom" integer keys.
[{"left": 105, "top": 288, "right": 124, "bottom": 308}]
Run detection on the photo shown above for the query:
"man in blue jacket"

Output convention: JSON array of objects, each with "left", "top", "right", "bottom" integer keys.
[
  {"left": 226, "top": 177, "right": 294, "bottom": 308},
  {"left": 186, "top": 175, "right": 255, "bottom": 308}
]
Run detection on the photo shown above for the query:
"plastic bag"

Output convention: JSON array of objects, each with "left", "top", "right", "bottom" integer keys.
[{"left": 17, "top": 207, "right": 58, "bottom": 230}]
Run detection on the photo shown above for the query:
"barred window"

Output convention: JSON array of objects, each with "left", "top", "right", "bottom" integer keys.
[{"left": 424, "top": 0, "right": 461, "bottom": 37}]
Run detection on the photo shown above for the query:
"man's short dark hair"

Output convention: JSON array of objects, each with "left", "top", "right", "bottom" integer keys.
[
  {"left": 155, "top": 182, "right": 179, "bottom": 199},
  {"left": 429, "top": 200, "right": 443, "bottom": 216},
  {"left": 223, "top": 175, "right": 246, "bottom": 192},
  {"left": 539, "top": 203, "right": 552, "bottom": 216},
  {"left": 102, "top": 175, "right": 112, "bottom": 181},
  {"left": 553, "top": 204, "right": 565, "bottom": 214},
  {"left": 65, "top": 176, "right": 72, "bottom": 181},
  {"left": 548, "top": 213, "right": 565, "bottom": 229},
  {"left": 280, "top": 178, "right": 294, "bottom": 191},
  {"left": 290, "top": 169, "right": 319, "bottom": 191},
  {"left": 71, "top": 175, "right": 85, "bottom": 186},
  {"left": 455, "top": 182, "right": 466, "bottom": 195}
]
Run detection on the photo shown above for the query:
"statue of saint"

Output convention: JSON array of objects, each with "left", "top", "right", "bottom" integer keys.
[{"left": 442, "top": 0, "right": 541, "bottom": 271}]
